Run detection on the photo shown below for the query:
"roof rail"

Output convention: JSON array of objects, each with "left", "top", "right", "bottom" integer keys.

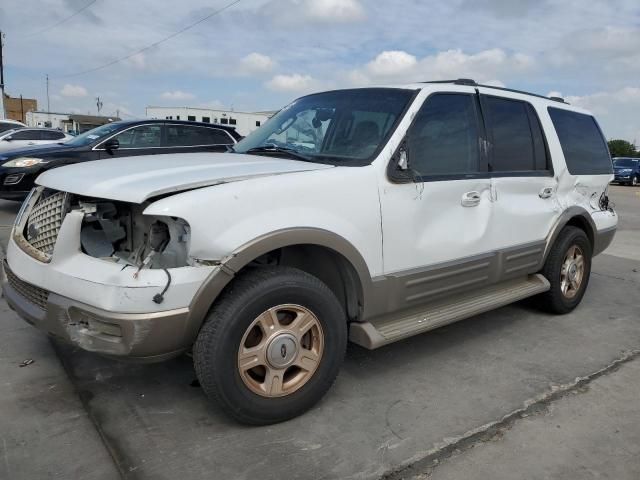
[{"left": 421, "top": 79, "right": 569, "bottom": 104}]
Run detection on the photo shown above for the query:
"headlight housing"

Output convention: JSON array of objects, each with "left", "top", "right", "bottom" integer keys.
[{"left": 3, "top": 157, "right": 47, "bottom": 168}]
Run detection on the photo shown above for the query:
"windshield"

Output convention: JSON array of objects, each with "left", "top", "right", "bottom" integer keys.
[
  {"left": 233, "top": 88, "right": 415, "bottom": 165},
  {"left": 613, "top": 158, "right": 637, "bottom": 167},
  {"left": 64, "top": 122, "right": 125, "bottom": 147}
]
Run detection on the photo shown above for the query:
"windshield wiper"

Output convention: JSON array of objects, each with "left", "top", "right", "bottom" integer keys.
[{"left": 244, "top": 145, "right": 314, "bottom": 162}]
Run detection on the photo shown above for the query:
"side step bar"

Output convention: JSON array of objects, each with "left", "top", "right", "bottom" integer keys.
[{"left": 349, "top": 274, "right": 550, "bottom": 349}]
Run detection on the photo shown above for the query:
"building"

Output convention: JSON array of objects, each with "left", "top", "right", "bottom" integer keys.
[
  {"left": 146, "top": 106, "right": 275, "bottom": 136},
  {"left": 3, "top": 93, "right": 37, "bottom": 123},
  {"left": 26, "top": 111, "right": 121, "bottom": 133}
]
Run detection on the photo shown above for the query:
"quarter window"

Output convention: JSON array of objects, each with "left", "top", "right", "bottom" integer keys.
[
  {"left": 407, "top": 93, "right": 481, "bottom": 176},
  {"left": 482, "top": 96, "right": 547, "bottom": 172},
  {"left": 548, "top": 107, "right": 612, "bottom": 175}
]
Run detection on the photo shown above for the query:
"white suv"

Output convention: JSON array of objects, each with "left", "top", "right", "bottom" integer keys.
[{"left": 2, "top": 80, "right": 617, "bottom": 424}]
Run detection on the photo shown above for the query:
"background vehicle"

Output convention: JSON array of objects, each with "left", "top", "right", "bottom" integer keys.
[
  {"left": 2, "top": 80, "right": 617, "bottom": 425},
  {"left": 0, "top": 119, "right": 241, "bottom": 200},
  {"left": 0, "top": 119, "right": 26, "bottom": 133},
  {"left": 0, "top": 128, "right": 72, "bottom": 152},
  {"left": 612, "top": 157, "right": 640, "bottom": 186}
]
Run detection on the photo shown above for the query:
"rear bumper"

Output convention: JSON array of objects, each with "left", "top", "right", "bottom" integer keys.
[{"left": 593, "top": 226, "right": 616, "bottom": 256}]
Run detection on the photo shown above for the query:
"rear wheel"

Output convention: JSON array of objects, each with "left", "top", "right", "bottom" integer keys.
[
  {"left": 537, "top": 226, "right": 592, "bottom": 314},
  {"left": 193, "top": 266, "right": 347, "bottom": 425}
]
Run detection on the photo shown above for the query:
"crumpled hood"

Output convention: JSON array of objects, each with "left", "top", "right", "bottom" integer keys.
[{"left": 36, "top": 152, "right": 333, "bottom": 203}]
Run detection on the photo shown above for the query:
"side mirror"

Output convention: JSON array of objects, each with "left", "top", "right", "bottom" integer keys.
[
  {"left": 103, "top": 138, "right": 119, "bottom": 152},
  {"left": 397, "top": 145, "right": 409, "bottom": 171},
  {"left": 4, "top": 136, "right": 13, "bottom": 141}
]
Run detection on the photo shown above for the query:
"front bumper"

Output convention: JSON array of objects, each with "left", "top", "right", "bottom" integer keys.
[
  {"left": 3, "top": 261, "right": 191, "bottom": 361},
  {"left": 3, "top": 207, "right": 219, "bottom": 361}
]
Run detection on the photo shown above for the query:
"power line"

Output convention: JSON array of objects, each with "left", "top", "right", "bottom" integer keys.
[
  {"left": 25, "top": 0, "right": 99, "bottom": 37},
  {"left": 55, "top": 0, "right": 241, "bottom": 79}
]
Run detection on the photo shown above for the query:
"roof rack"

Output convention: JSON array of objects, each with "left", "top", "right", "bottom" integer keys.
[{"left": 421, "top": 79, "right": 567, "bottom": 104}]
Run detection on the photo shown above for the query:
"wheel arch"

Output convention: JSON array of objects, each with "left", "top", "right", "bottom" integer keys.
[
  {"left": 188, "top": 228, "right": 373, "bottom": 338},
  {"left": 542, "top": 207, "right": 596, "bottom": 265}
]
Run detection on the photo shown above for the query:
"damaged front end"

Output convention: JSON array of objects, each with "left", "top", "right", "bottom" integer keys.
[
  {"left": 15, "top": 187, "right": 192, "bottom": 273},
  {"left": 5, "top": 187, "right": 218, "bottom": 360}
]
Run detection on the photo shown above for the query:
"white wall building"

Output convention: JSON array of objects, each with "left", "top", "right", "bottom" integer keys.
[
  {"left": 145, "top": 107, "right": 275, "bottom": 136},
  {"left": 26, "top": 111, "right": 120, "bottom": 133}
]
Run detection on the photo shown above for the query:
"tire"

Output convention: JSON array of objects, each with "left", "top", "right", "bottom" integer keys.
[
  {"left": 193, "top": 266, "right": 347, "bottom": 425},
  {"left": 537, "top": 226, "right": 592, "bottom": 314}
]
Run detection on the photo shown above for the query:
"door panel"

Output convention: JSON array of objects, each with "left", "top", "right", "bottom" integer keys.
[
  {"left": 477, "top": 89, "right": 559, "bottom": 252},
  {"left": 381, "top": 91, "right": 494, "bottom": 306},
  {"left": 381, "top": 178, "right": 493, "bottom": 274}
]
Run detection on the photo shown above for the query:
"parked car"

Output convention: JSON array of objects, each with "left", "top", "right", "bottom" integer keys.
[
  {"left": 0, "top": 128, "right": 72, "bottom": 153},
  {"left": 2, "top": 80, "right": 617, "bottom": 425},
  {"left": 0, "top": 119, "right": 26, "bottom": 133},
  {"left": 0, "top": 119, "right": 242, "bottom": 200},
  {"left": 612, "top": 157, "right": 640, "bottom": 186}
]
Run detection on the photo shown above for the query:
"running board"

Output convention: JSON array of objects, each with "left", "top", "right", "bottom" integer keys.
[{"left": 349, "top": 274, "right": 550, "bottom": 349}]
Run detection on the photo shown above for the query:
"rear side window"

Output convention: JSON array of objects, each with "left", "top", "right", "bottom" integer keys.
[
  {"left": 41, "top": 130, "right": 65, "bottom": 140},
  {"left": 165, "top": 125, "right": 234, "bottom": 146},
  {"left": 548, "top": 107, "right": 612, "bottom": 175},
  {"left": 407, "top": 93, "right": 481, "bottom": 176},
  {"left": 11, "top": 130, "right": 40, "bottom": 140},
  {"left": 482, "top": 96, "right": 548, "bottom": 172}
]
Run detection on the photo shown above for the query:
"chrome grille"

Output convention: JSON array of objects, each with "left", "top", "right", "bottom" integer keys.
[
  {"left": 4, "top": 261, "right": 49, "bottom": 310},
  {"left": 25, "top": 191, "right": 68, "bottom": 256}
]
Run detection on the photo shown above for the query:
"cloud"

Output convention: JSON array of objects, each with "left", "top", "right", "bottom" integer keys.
[
  {"left": 239, "top": 53, "right": 276, "bottom": 74},
  {"left": 263, "top": 0, "right": 365, "bottom": 24},
  {"left": 564, "top": 87, "right": 640, "bottom": 142},
  {"left": 350, "top": 48, "right": 534, "bottom": 85},
  {"left": 160, "top": 90, "right": 195, "bottom": 101},
  {"left": 305, "top": 0, "right": 365, "bottom": 22},
  {"left": 266, "top": 74, "right": 316, "bottom": 92},
  {"left": 60, "top": 84, "right": 88, "bottom": 97},
  {"left": 125, "top": 52, "right": 146, "bottom": 70}
]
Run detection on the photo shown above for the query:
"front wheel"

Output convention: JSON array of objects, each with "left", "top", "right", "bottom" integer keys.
[
  {"left": 537, "top": 226, "right": 592, "bottom": 314},
  {"left": 193, "top": 266, "right": 347, "bottom": 425}
]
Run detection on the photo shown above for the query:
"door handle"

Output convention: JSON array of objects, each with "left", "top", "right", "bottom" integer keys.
[
  {"left": 539, "top": 187, "right": 554, "bottom": 199},
  {"left": 461, "top": 191, "right": 482, "bottom": 207}
]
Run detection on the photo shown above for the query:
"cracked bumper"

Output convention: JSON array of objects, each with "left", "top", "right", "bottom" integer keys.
[
  {"left": 2, "top": 266, "right": 190, "bottom": 361},
  {"left": 2, "top": 209, "right": 219, "bottom": 361}
]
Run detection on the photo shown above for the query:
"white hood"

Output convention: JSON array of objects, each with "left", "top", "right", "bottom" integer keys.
[{"left": 36, "top": 152, "right": 332, "bottom": 203}]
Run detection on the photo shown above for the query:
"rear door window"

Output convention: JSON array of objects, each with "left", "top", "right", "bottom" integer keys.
[
  {"left": 10, "top": 130, "right": 41, "bottom": 140},
  {"left": 406, "top": 93, "right": 482, "bottom": 177},
  {"left": 41, "top": 130, "right": 66, "bottom": 140},
  {"left": 482, "top": 96, "right": 548, "bottom": 172},
  {"left": 548, "top": 107, "right": 612, "bottom": 175},
  {"left": 164, "top": 125, "right": 234, "bottom": 147}
]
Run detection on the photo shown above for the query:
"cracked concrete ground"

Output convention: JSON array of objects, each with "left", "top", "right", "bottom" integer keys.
[{"left": 0, "top": 185, "right": 639, "bottom": 480}]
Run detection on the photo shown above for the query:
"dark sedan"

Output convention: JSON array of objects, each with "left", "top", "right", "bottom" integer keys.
[{"left": 0, "top": 119, "right": 241, "bottom": 200}]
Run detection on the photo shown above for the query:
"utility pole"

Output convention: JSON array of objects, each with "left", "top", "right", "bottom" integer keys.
[
  {"left": 46, "top": 74, "right": 51, "bottom": 125},
  {"left": 96, "top": 96, "right": 103, "bottom": 115},
  {"left": 0, "top": 30, "right": 6, "bottom": 120},
  {"left": 20, "top": 94, "right": 24, "bottom": 123}
]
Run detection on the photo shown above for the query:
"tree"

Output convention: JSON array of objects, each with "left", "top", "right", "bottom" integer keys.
[{"left": 608, "top": 139, "right": 638, "bottom": 158}]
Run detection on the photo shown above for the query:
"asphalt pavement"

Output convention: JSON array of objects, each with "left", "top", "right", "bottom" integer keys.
[{"left": 0, "top": 185, "right": 639, "bottom": 480}]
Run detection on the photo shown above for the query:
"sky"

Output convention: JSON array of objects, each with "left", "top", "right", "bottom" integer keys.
[{"left": 0, "top": 0, "right": 639, "bottom": 142}]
